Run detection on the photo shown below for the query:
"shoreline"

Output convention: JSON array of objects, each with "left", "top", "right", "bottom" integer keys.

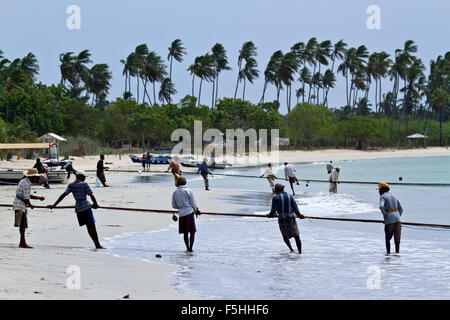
[{"left": 0, "top": 147, "right": 448, "bottom": 300}]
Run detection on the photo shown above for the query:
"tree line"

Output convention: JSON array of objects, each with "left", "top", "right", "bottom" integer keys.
[{"left": 0, "top": 38, "right": 448, "bottom": 154}]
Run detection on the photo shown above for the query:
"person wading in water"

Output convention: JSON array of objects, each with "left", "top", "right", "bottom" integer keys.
[{"left": 377, "top": 182, "right": 403, "bottom": 255}]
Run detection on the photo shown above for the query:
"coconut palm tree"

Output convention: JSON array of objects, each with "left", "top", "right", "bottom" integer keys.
[
  {"left": 143, "top": 51, "right": 167, "bottom": 104},
  {"left": 239, "top": 57, "right": 259, "bottom": 101},
  {"left": 85, "top": 63, "right": 112, "bottom": 106},
  {"left": 278, "top": 51, "right": 299, "bottom": 112},
  {"left": 159, "top": 78, "right": 177, "bottom": 104},
  {"left": 188, "top": 54, "right": 215, "bottom": 106},
  {"left": 211, "top": 43, "right": 231, "bottom": 108},
  {"left": 234, "top": 41, "right": 257, "bottom": 99},
  {"left": 298, "top": 66, "right": 311, "bottom": 104},
  {"left": 133, "top": 44, "right": 149, "bottom": 102},
  {"left": 167, "top": 39, "right": 186, "bottom": 81},
  {"left": 261, "top": 50, "right": 283, "bottom": 104},
  {"left": 431, "top": 89, "right": 449, "bottom": 146},
  {"left": 322, "top": 69, "right": 336, "bottom": 106}
]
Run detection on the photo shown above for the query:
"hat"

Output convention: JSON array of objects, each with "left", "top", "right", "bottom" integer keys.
[
  {"left": 75, "top": 170, "right": 86, "bottom": 177},
  {"left": 23, "top": 168, "right": 41, "bottom": 177},
  {"left": 176, "top": 176, "right": 186, "bottom": 187},
  {"left": 376, "top": 182, "right": 389, "bottom": 189},
  {"left": 335, "top": 166, "right": 340, "bottom": 171},
  {"left": 273, "top": 183, "right": 285, "bottom": 191}
]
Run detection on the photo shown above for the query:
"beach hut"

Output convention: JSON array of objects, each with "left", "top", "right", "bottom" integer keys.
[
  {"left": 38, "top": 132, "right": 67, "bottom": 157},
  {"left": 407, "top": 133, "right": 428, "bottom": 148}
]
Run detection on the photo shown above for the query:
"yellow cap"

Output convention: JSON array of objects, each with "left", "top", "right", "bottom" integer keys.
[{"left": 376, "top": 182, "right": 389, "bottom": 189}]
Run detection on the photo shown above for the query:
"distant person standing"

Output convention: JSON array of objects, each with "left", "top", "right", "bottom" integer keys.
[
  {"left": 267, "top": 183, "right": 305, "bottom": 254},
  {"left": 146, "top": 152, "right": 152, "bottom": 172},
  {"left": 33, "top": 158, "right": 50, "bottom": 189},
  {"left": 329, "top": 166, "right": 340, "bottom": 193},
  {"left": 13, "top": 169, "right": 45, "bottom": 248},
  {"left": 171, "top": 177, "right": 201, "bottom": 252},
  {"left": 377, "top": 182, "right": 403, "bottom": 254},
  {"left": 197, "top": 158, "right": 213, "bottom": 190},
  {"left": 49, "top": 170, "right": 104, "bottom": 249},
  {"left": 141, "top": 154, "right": 146, "bottom": 171},
  {"left": 96, "top": 155, "right": 109, "bottom": 187},
  {"left": 284, "top": 161, "right": 300, "bottom": 195},
  {"left": 210, "top": 152, "right": 216, "bottom": 169},
  {"left": 260, "top": 163, "right": 278, "bottom": 188}
]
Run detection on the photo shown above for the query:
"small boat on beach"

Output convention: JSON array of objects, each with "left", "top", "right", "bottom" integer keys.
[
  {"left": 180, "top": 160, "right": 229, "bottom": 170},
  {"left": 129, "top": 154, "right": 172, "bottom": 164},
  {"left": 0, "top": 168, "right": 68, "bottom": 185}
]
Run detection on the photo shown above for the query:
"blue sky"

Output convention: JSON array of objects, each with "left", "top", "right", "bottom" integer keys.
[{"left": 1, "top": 0, "right": 449, "bottom": 114}]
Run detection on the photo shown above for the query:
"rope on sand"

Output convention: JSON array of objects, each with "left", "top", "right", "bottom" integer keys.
[{"left": 1, "top": 204, "right": 448, "bottom": 229}]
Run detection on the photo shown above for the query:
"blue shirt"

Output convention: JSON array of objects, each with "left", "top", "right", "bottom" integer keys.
[
  {"left": 379, "top": 192, "right": 403, "bottom": 225},
  {"left": 271, "top": 192, "right": 299, "bottom": 220},
  {"left": 197, "top": 162, "right": 210, "bottom": 175},
  {"left": 64, "top": 180, "right": 93, "bottom": 213}
]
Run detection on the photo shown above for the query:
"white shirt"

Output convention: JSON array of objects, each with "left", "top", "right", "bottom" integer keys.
[
  {"left": 13, "top": 177, "right": 31, "bottom": 212},
  {"left": 172, "top": 186, "right": 198, "bottom": 217},
  {"left": 262, "top": 167, "right": 276, "bottom": 176},
  {"left": 329, "top": 168, "right": 339, "bottom": 182},
  {"left": 284, "top": 164, "right": 296, "bottom": 178}
]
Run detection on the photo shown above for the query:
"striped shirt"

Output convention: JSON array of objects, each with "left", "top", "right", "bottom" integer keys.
[
  {"left": 64, "top": 180, "right": 93, "bottom": 213},
  {"left": 284, "top": 164, "right": 297, "bottom": 178},
  {"left": 271, "top": 191, "right": 300, "bottom": 220},
  {"left": 172, "top": 186, "right": 198, "bottom": 217},
  {"left": 13, "top": 177, "right": 32, "bottom": 213}
]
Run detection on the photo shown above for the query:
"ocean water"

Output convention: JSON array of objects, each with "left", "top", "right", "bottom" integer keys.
[{"left": 103, "top": 156, "right": 450, "bottom": 299}]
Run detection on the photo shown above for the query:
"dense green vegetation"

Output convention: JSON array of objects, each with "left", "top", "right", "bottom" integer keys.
[{"left": 0, "top": 39, "right": 448, "bottom": 155}]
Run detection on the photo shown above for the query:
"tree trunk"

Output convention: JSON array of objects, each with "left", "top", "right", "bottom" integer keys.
[
  {"left": 198, "top": 78, "right": 203, "bottom": 106},
  {"left": 234, "top": 61, "right": 242, "bottom": 99}
]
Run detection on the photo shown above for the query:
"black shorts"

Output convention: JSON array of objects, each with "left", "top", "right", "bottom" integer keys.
[{"left": 76, "top": 209, "right": 96, "bottom": 227}]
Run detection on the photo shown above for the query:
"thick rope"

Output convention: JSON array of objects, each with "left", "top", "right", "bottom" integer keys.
[{"left": 1, "top": 204, "right": 448, "bottom": 229}]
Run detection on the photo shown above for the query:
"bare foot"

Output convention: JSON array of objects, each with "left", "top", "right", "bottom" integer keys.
[
  {"left": 19, "top": 244, "right": 33, "bottom": 249},
  {"left": 96, "top": 245, "right": 105, "bottom": 249}
]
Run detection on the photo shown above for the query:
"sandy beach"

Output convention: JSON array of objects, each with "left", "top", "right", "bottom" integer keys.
[{"left": 0, "top": 147, "right": 449, "bottom": 300}]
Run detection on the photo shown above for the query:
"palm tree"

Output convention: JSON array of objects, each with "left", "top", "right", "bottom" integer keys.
[
  {"left": 211, "top": 43, "right": 230, "bottom": 108},
  {"left": 133, "top": 44, "right": 149, "bottom": 103},
  {"left": 324, "top": 40, "right": 347, "bottom": 106},
  {"left": 431, "top": 89, "right": 449, "bottom": 146},
  {"left": 85, "top": 63, "right": 112, "bottom": 106},
  {"left": 159, "top": 78, "right": 177, "bottom": 104},
  {"left": 167, "top": 39, "right": 186, "bottom": 81},
  {"left": 260, "top": 51, "right": 282, "bottom": 104},
  {"left": 322, "top": 69, "right": 336, "bottom": 106},
  {"left": 239, "top": 57, "right": 259, "bottom": 100},
  {"left": 278, "top": 51, "right": 299, "bottom": 112},
  {"left": 234, "top": 41, "right": 257, "bottom": 99},
  {"left": 188, "top": 54, "right": 215, "bottom": 106},
  {"left": 298, "top": 67, "right": 311, "bottom": 104},
  {"left": 143, "top": 51, "right": 167, "bottom": 104}
]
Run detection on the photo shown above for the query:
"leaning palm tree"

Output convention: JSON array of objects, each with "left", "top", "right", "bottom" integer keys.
[
  {"left": 322, "top": 69, "right": 336, "bottom": 106},
  {"left": 211, "top": 43, "right": 230, "bottom": 108},
  {"left": 239, "top": 57, "right": 259, "bottom": 101},
  {"left": 159, "top": 78, "right": 177, "bottom": 104},
  {"left": 189, "top": 54, "right": 215, "bottom": 106},
  {"left": 298, "top": 66, "right": 311, "bottom": 104},
  {"left": 85, "top": 63, "right": 112, "bottom": 106},
  {"left": 133, "top": 44, "right": 149, "bottom": 102},
  {"left": 143, "top": 51, "right": 168, "bottom": 105},
  {"left": 277, "top": 51, "right": 299, "bottom": 112},
  {"left": 260, "top": 53, "right": 280, "bottom": 104},
  {"left": 234, "top": 41, "right": 257, "bottom": 99},
  {"left": 167, "top": 39, "right": 186, "bottom": 81}
]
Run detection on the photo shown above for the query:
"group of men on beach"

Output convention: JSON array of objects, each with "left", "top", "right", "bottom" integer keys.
[{"left": 12, "top": 155, "right": 404, "bottom": 256}]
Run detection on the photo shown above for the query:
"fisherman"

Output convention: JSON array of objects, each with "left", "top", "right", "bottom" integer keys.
[
  {"left": 210, "top": 151, "right": 216, "bottom": 169},
  {"left": 49, "top": 170, "right": 104, "bottom": 249},
  {"left": 146, "top": 152, "right": 152, "bottom": 172},
  {"left": 171, "top": 176, "right": 201, "bottom": 252},
  {"left": 267, "top": 183, "right": 305, "bottom": 254},
  {"left": 33, "top": 157, "right": 50, "bottom": 189},
  {"left": 326, "top": 161, "right": 333, "bottom": 174},
  {"left": 141, "top": 154, "right": 146, "bottom": 171},
  {"left": 284, "top": 161, "right": 300, "bottom": 195},
  {"left": 377, "top": 182, "right": 403, "bottom": 254},
  {"left": 197, "top": 158, "right": 213, "bottom": 190},
  {"left": 96, "top": 154, "right": 109, "bottom": 187},
  {"left": 166, "top": 155, "right": 182, "bottom": 185},
  {"left": 260, "top": 163, "right": 278, "bottom": 188},
  {"left": 63, "top": 160, "right": 77, "bottom": 179},
  {"left": 329, "top": 166, "right": 340, "bottom": 193},
  {"left": 12, "top": 169, "right": 46, "bottom": 248}
]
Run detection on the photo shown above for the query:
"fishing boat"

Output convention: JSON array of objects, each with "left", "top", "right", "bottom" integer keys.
[
  {"left": 129, "top": 154, "right": 172, "bottom": 164},
  {"left": 180, "top": 160, "right": 229, "bottom": 170},
  {"left": 0, "top": 168, "right": 68, "bottom": 185}
]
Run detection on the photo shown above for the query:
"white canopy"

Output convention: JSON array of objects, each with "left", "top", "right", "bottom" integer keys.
[{"left": 407, "top": 133, "right": 428, "bottom": 139}]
